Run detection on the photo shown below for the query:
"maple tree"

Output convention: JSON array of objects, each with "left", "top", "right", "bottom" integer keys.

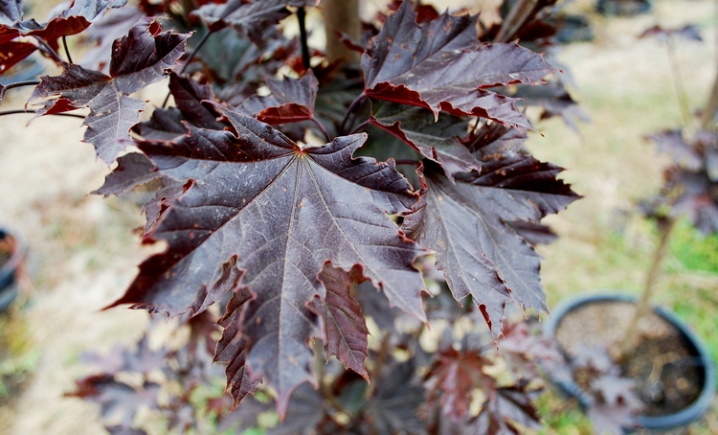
[{"left": 0, "top": 0, "right": 585, "bottom": 432}]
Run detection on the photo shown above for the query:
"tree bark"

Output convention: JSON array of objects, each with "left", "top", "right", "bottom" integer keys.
[{"left": 322, "top": 0, "right": 360, "bottom": 64}]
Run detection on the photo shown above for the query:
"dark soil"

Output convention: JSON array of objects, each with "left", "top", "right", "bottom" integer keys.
[{"left": 555, "top": 301, "right": 704, "bottom": 417}]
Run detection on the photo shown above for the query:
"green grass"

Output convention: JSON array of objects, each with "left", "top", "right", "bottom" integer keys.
[{"left": 670, "top": 220, "right": 718, "bottom": 274}]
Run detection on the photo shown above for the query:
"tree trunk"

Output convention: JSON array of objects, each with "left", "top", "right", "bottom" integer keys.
[{"left": 322, "top": 0, "right": 360, "bottom": 64}]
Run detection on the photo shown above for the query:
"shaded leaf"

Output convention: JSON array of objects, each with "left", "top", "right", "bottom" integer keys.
[
  {"left": 370, "top": 102, "right": 480, "bottom": 179},
  {"left": 648, "top": 129, "right": 701, "bottom": 171},
  {"left": 29, "top": 19, "right": 188, "bottom": 163},
  {"left": 423, "top": 348, "right": 493, "bottom": 420},
  {"left": 506, "top": 221, "right": 558, "bottom": 246},
  {"left": 69, "top": 375, "right": 161, "bottom": 428},
  {"left": 268, "top": 383, "right": 325, "bottom": 435},
  {"left": 472, "top": 385, "right": 542, "bottom": 434},
  {"left": 135, "top": 73, "right": 224, "bottom": 141},
  {"left": 192, "top": 0, "right": 316, "bottom": 46},
  {"left": 512, "top": 83, "right": 589, "bottom": 132},
  {"left": 361, "top": 1, "right": 551, "bottom": 126},
  {"left": 363, "top": 359, "right": 425, "bottom": 434}
]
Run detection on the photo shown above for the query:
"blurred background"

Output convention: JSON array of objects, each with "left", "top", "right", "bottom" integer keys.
[{"left": 0, "top": 0, "right": 716, "bottom": 433}]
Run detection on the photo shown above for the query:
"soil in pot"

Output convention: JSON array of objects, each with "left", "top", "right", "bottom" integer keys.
[{"left": 555, "top": 301, "right": 704, "bottom": 417}]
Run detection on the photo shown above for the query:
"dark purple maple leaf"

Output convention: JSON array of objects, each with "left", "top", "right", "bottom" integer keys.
[
  {"left": 192, "top": 0, "right": 316, "bottom": 46},
  {"left": 69, "top": 375, "right": 161, "bottom": 429},
  {"left": 81, "top": 5, "right": 145, "bottom": 72},
  {"left": 106, "top": 108, "right": 427, "bottom": 414},
  {"left": 361, "top": 1, "right": 552, "bottom": 126},
  {"left": 29, "top": 19, "right": 188, "bottom": 163},
  {"left": 404, "top": 124, "right": 578, "bottom": 335},
  {"left": 472, "top": 385, "right": 542, "bottom": 433},
  {"left": 646, "top": 129, "right": 718, "bottom": 234},
  {"left": 363, "top": 359, "right": 425, "bottom": 434},
  {"left": 313, "top": 263, "right": 369, "bottom": 379}
]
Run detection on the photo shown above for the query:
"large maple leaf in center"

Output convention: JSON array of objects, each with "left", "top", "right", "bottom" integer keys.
[{"left": 108, "top": 107, "right": 427, "bottom": 413}]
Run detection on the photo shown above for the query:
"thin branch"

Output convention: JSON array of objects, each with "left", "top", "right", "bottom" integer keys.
[
  {"left": 297, "top": 7, "right": 311, "bottom": 70},
  {"left": 339, "top": 94, "right": 366, "bottom": 135},
  {"left": 161, "top": 29, "right": 215, "bottom": 108},
  {"left": 0, "top": 109, "right": 85, "bottom": 120},
  {"left": 700, "top": 69, "right": 718, "bottom": 129},
  {"left": 348, "top": 119, "right": 369, "bottom": 135},
  {"left": 394, "top": 159, "right": 420, "bottom": 166},
  {"left": 614, "top": 218, "right": 677, "bottom": 362},
  {"left": 666, "top": 38, "right": 691, "bottom": 128},
  {"left": 3, "top": 80, "right": 41, "bottom": 91},
  {"left": 310, "top": 116, "right": 331, "bottom": 142},
  {"left": 33, "top": 37, "right": 64, "bottom": 64},
  {"left": 62, "top": 35, "right": 73, "bottom": 64}
]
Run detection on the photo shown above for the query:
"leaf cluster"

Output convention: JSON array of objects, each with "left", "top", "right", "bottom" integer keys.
[{"left": 0, "top": 0, "right": 584, "bottom": 433}]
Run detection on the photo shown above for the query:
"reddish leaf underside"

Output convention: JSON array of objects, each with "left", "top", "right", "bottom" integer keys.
[
  {"left": 239, "top": 70, "right": 318, "bottom": 124},
  {"left": 0, "top": 40, "right": 36, "bottom": 74},
  {"left": 29, "top": 18, "right": 188, "bottom": 163},
  {"left": 106, "top": 108, "right": 427, "bottom": 414}
]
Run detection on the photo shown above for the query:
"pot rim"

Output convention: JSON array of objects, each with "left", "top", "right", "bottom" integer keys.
[
  {"left": 543, "top": 291, "right": 716, "bottom": 430},
  {"left": 0, "top": 228, "right": 25, "bottom": 279}
]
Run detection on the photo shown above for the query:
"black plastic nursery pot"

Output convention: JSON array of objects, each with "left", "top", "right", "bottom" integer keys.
[
  {"left": 0, "top": 228, "right": 24, "bottom": 313},
  {"left": 545, "top": 292, "right": 715, "bottom": 431}
]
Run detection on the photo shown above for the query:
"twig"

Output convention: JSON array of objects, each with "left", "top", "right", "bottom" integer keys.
[
  {"left": 33, "top": 38, "right": 64, "bottom": 64},
  {"left": 614, "top": 218, "right": 677, "bottom": 362},
  {"left": 339, "top": 94, "right": 366, "bottom": 135},
  {"left": 310, "top": 116, "right": 331, "bottom": 142},
  {"left": 161, "top": 30, "right": 215, "bottom": 108},
  {"left": 666, "top": 38, "right": 691, "bottom": 128},
  {"left": 297, "top": 7, "right": 311, "bottom": 70},
  {"left": 0, "top": 109, "right": 86, "bottom": 120},
  {"left": 3, "top": 80, "right": 41, "bottom": 91},
  {"left": 348, "top": 119, "right": 369, "bottom": 135},
  {"left": 62, "top": 35, "right": 73, "bottom": 64}
]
